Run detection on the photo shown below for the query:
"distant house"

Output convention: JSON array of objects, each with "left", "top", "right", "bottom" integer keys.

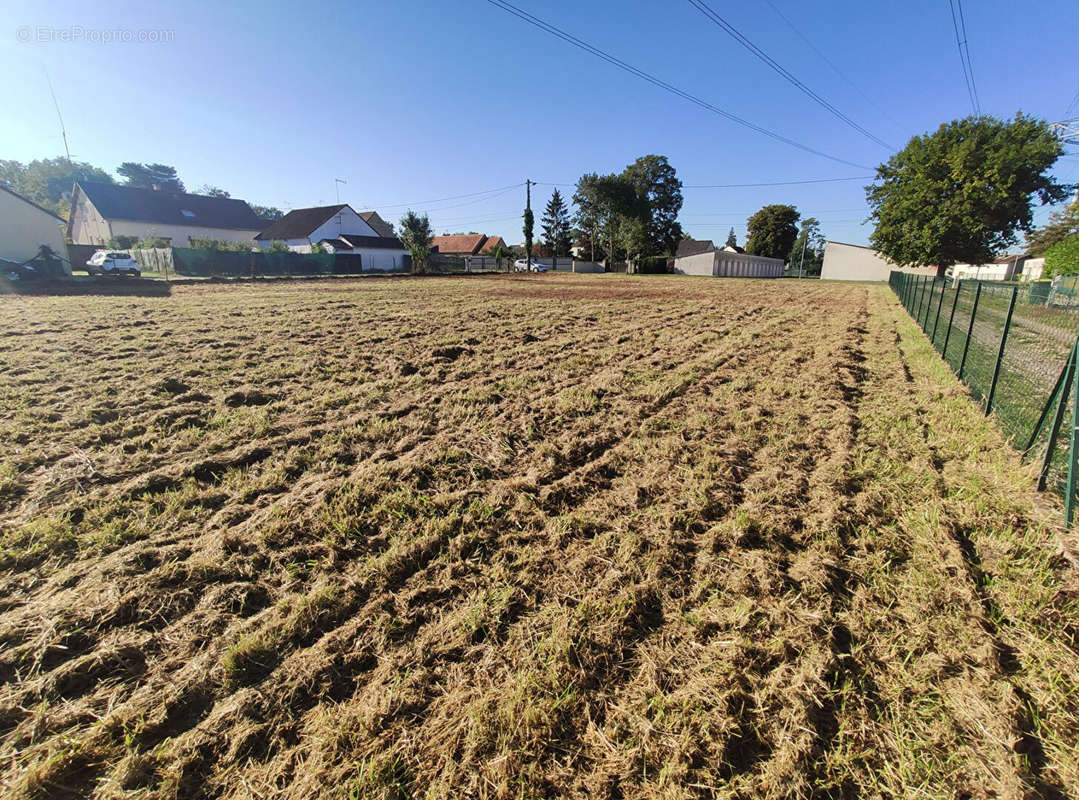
[
  {"left": 430, "top": 234, "right": 486, "bottom": 256},
  {"left": 254, "top": 204, "right": 408, "bottom": 271},
  {"left": 430, "top": 233, "right": 507, "bottom": 256},
  {"left": 673, "top": 238, "right": 784, "bottom": 278},
  {"left": 950, "top": 254, "right": 1027, "bottom": 282},
  {"left": 0, "top": 184, "right": 67, "bottom": 265},
  {"left": 68, "top": 182, "right": 265, "bottom": 247}
]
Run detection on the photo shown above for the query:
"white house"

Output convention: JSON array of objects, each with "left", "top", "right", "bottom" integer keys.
[
  {"left": 673, "top": 238, "right": 785, "bottom": 278},
  {"left": 254, "top": 205, "right": 408, "bottom": 271},
  {"left": 68, "top": 182, "right": 266, "bottom": 247},
  {"left": 0, "top": 185, "right": 68, "bottom": 265}
]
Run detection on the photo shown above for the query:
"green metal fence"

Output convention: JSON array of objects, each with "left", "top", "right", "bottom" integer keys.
[{"left": 890, "top": 271, "right": 1079, "bottom": 524}]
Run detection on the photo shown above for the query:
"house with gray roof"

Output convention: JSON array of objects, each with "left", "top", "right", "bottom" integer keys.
[
  {"left": 254, "top": 204, "right": 408, "bottom": 271},
  {"left": 68, "top": 182, "right": 265, "bottom": 247}
]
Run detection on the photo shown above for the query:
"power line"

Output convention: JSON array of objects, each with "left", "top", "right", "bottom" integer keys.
[
  {"left": 361, "top": 182, "right": 524, "bottom": 211},
  {"left": 483, "top": 0, "right": 873, "bottom": 170},
  {"left": 1065, "top": 86, "right": 1079, "bottom": 118},
  {"left": 948, "top": 0, "right": 980, "bottom": 115},
  {"left": 537, "top": 175, "right": 875, "bottom": 189},
  {"left": 760, "top": 0, "right": 907, "bottom": 134},
  {"left": 686, "top": 0, "right": 893, "bottom": 150},
  {"left": 684, "top": 175, "right": 875, "bottom": 188}
]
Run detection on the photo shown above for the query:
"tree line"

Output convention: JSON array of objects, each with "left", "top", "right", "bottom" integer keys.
[{"left": 0, "top": 157, "right": 284, "bottom": 221}]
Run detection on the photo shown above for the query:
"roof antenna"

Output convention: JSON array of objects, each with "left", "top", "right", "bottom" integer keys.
[
  {"left": 44, "top": 68, "right": 72, "bottom": 163},
  {"left": 335, "top": 177, "right": 347, "bottom": 204}
]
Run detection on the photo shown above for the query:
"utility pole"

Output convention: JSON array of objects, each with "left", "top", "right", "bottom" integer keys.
[
  {"left": 797, "top": 234, "right": 808, "bottom": 278},
  {"left": 525, "top": 179, "right": 533, "bottom": 266}
]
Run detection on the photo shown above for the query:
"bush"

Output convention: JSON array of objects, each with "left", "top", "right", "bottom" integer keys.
[
  {"left": 268, "top": 241, "right": 290, "bottom": 253},
  {"left": 1045, "top": 234, "right": 1079, "bottom": 278},
  {"left": 107, "top": 235, "right": 138, "bottom": 249},
  {"left": 188, "top": 238, "right": 252, "bottom": 252},
  {"left": 132, "top": 238, "right": 170, "bottom": 250}
]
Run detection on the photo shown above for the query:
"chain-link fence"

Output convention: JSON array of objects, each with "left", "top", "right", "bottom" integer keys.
[{"left": 890, "top": 271, "right": 1079, "bottom": 524}]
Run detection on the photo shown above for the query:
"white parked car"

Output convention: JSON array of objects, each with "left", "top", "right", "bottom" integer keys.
[
  {"left": 87, "top": 251, "right": 141, "bottom": 277},
  {"left": 514, "top": 259, "right": 548, "bottom": 273}
]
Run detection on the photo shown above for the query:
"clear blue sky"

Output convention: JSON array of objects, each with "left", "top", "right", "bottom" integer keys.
[{"left": 2, "top": 0, "right": 1077, "bottom": 248}]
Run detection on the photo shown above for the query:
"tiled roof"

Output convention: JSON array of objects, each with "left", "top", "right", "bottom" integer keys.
[{"left": 431, "top": 234, "right": 487, "bottom": 255}]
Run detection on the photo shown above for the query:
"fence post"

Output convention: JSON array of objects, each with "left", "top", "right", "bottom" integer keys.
[
  {"left": 1040, "top": 342, "right": 1077, "bottom": 491},
  {"left": 914, "top": 276, "right": 925, "bottom": 322},
  {"left": 941, "top": 281, "right": 960, "bottom": 357},
  {"left": 920, "top": 277, "right": 932, "bottom": 328},
  {"left": 958, "top": 283, "right": 982, "bottom": 380},
  {"left": 984, "top": 285, "right": 1019, "bottom": 416},
  {"left": 931, "top": 278, "right": 947, "bottom": 344},
  {"left": 1068, "top": 353, "right": 1079, "bottom": 526},
  {"left": 923, "top": 278, "right": 938, "bottom": 330}
]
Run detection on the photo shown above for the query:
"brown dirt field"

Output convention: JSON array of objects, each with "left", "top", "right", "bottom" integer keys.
[{"left": 0, "top": 274, "right": 1075, "bottom": 799}]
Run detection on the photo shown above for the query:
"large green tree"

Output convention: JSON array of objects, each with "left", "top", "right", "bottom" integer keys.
[
  {"left": 745, "top": 204, "right": 800, "bottom": 260},
  {"left": 572, "top": 173, "right": 604, "bottom": 261},
  {"left": 117, "top": 162, "right": 184, "bottom": 191},
  {"left": 572, "top": 172, "right": 640, "bottom": 264},
  {"left": 621, "top": 154, "right": 683, "bottom": 255},
  {"left": 867, "top": 114, "right": 1066, "bottom": 272},
  {"left": 725, "top": 227, "right": 738, "bottom": 249},
  {"left": 787, "top": 217, "right": 825, "bottom": 274},
  {"left": 540, "top": 188, "right": 573, "bottom": 257},
  {"left": 0, "top": 157, "right": 114, "bottom": 217},
  {"left": 399, "top": 210, "right": 433, "bottom": 274},
  {"left": 1027, "top": 200, "right": 1079, "bottom": 256},
  {"left": 251, "top": 204, "right": 285, "bottom": 222},
  {"left": 1045, "top": 235, "right": 1079, "bottom": 277}
]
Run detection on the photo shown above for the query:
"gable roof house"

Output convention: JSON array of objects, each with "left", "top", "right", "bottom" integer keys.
[
  {"left": 430, "top": 233, "right": 488, "bottom": 256},
  {"left": 0, "top": 184, "right": 68, "bottom": 267},
  {"left": 68, "top": 182, "right": 266, "bottom": 247},
  {"left": 255, "top": 204, "right": 408, "bottom": 271}
]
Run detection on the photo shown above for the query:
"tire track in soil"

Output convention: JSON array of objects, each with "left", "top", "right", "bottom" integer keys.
[
  {"left": 203, "top": 301, "right": 811, "bottom": 797},
  {"left": 0, "top": 289, "right": 801, "bottom": 798}
]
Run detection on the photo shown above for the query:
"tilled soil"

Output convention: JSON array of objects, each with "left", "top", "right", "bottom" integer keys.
[{"left": 0, "top": 275, "right": 1075, "bottom": 799}]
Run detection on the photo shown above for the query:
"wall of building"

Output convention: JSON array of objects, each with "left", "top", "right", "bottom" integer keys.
[
  {"left": 1022, "top": 257, "right": 1046, "bottom": 281},
  {"left": 352, "top": 248, "right": 409, "bottom": 271},
  {"left": 951, "top": 258, "right": 1024, "bottom": 282},
  {"left": 714, "top": 251, "right": 785, "bottom": 278},
  {"left": 107, "top": 221, "right": 259, "bottom": 248},
  {"left": 68, "top": 196, "right": 113, "bottom": 246},
  {"left": 0, "top": 191, "right": 68, "bottom": 263},
  {"left": 672, "top": 251, "right": 716, "bottom": 276},
  {"left": 820, "top": 241, "right": 936, "bottom": 281}
]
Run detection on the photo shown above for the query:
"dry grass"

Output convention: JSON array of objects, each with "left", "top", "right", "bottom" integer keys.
[{"left": 0, "top": 274, "right": 1075, "bottom": 799}]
